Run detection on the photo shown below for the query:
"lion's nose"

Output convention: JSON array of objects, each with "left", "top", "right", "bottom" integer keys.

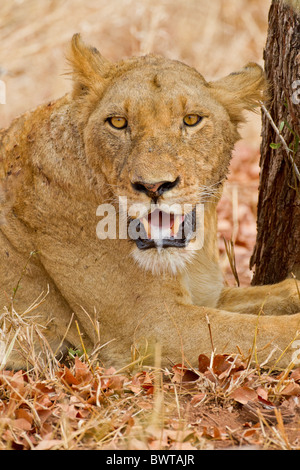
[{"left": 131, "top": 177, "right": 180, "bottom": 199}]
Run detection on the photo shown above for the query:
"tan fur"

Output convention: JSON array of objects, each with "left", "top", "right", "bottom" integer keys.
[{"left": 1, "top": 34, "right": 300, "bottom": 370}]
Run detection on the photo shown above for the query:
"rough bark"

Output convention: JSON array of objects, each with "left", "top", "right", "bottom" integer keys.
[{"left": 250, "top": 0, "right": 300, "bottom": 285}]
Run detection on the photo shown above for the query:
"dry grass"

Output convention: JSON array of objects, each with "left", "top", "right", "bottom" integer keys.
[{"left": 2, "top": 0, "right": 298, "bottom": 452}]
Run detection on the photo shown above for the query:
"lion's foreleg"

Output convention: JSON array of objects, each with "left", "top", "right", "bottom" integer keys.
[
  {"left": 217, "top": 279, "right": 300, "bottom": 316},
  {"left": 129, "top": 301, "right": 300, "bottom": 369}
]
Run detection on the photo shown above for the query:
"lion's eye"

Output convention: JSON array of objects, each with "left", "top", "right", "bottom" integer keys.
[
  {"left": 183, "top": 114, "right": 202, "bottom": 127},
  {"left": 107, "top": 116, "right": 128, "bottom": 129}
]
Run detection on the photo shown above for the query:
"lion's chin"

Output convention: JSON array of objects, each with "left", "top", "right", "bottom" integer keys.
[{"left": 131, "top": 244, "right": 196, "bottom": 275}]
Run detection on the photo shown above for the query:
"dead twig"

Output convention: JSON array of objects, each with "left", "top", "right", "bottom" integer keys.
[
  {"left": 260, "top": 102, "right": 300, "bottom": 183},
  {"left": 223, "top": 238, "right": 240, "bottom": 287}
]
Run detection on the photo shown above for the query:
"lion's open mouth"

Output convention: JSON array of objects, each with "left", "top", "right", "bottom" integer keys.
[{"left": 131, "top": 207, "right": 196, "bottom": 250}]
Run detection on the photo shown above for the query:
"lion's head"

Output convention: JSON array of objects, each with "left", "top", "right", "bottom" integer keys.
[{"left": 68, "top": 34, "right": 266, "bottom": 274}]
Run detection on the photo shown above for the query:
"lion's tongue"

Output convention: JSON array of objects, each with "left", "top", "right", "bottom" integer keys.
[{"left": 141, "top": 209, "right": 184, "bottom": 240}]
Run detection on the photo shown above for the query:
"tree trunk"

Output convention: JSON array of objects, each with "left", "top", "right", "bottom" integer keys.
[{"left": 250, "top": 0, "right": 300, "bottom": 285}]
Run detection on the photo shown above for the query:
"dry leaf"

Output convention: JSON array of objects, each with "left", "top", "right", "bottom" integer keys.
[
  {"left": 34, "top": 439, "right": 62, "bottom": 450},
  {"left": 256, "top": 386, "right": 268, "bottom": 401},
  {"left": 74, "top": 357, "right": 92, "bottom": 384},
  {"left": 212, "top": 355, "right": 232, "bottom": 375},
  {"left": 172, "top": 364, "right": 199, "bottom": 383},
  {"left": 57, "top": 366, "right": 79, "bottom": 386},
  {"left": 11, "top": 418, "right": 32, "bottom": 431},
  {"left": 191, "top": 393, "right": 206, "bottom": 406},
  {"left": 290, "top": 368, "right": 300, "bottom": 382},
  {"left": 15, "top": 409, "right": 33, "bottom": 426},
  {"left": 281, "top": 382, "right": 300, "bottom": 396},
  {"left": 198, "top": 354, "right": 210, "bottom": 373},
  {"left": 230, "top": 386, "right": 257, "bottom": 404}
]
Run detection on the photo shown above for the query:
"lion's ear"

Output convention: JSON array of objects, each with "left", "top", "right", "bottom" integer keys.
[
  {"left": 209, "top": 63, "right": 268, "bottom": 125},
  {"left": 68, "top": 33, "right": 111, "bottom": 97}
]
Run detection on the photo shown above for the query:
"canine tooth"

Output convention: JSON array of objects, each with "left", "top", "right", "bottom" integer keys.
[
  {"left": 140, "top": 217, "right": 150, "bottom": 238},
  {"left": 172, "top": 215, "right": 181, "bottom": 237}
]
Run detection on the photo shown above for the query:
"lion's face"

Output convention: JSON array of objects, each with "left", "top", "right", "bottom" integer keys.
[{"left": 70, "top": 35, "right": 265, "bottom": 274}]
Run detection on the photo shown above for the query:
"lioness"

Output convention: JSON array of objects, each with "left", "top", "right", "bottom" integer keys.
[{"left": 1, "top": 34, "right": 300, "bottom": 370}]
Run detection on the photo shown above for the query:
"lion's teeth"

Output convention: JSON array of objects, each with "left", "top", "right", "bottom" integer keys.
[
  {"left": 141, "top": 217, "right": 150, "bottom": 238},
  {"left": 172, "top": 215, "right": 180, "bottom": 237},
  {"left": 140, "top": 212, "right": 185, "bottom": 240},
  {"left": 172, "top": 214, "right": 184, "bottom": 238}
]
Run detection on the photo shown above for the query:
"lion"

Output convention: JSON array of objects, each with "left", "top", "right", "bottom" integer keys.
[{"left": 1, "top": 34, "right": 300, "bottom": 370}]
